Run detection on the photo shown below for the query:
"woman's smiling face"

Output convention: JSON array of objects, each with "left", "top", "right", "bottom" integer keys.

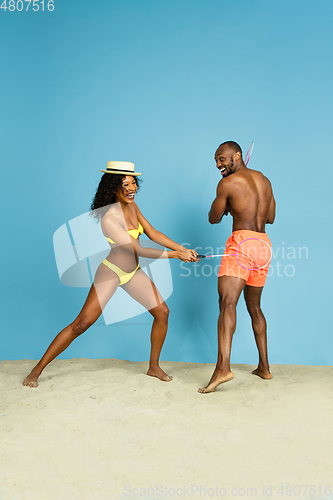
[{"left": 116, "top": 176, "right": 138, "bottom": 204}]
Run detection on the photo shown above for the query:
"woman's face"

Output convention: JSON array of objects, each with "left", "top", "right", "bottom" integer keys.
[{"left": 116, "top": 176, "right": 138, "bottom": 204}]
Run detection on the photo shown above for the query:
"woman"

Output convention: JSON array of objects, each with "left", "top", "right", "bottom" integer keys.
[{"left": 23, "top": 161, "right": 197, "bottom": 387}]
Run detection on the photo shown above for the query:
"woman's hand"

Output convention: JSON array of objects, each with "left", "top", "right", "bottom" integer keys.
[
  {"left": 179, "top": 246, "right": 199, "bottom": 260},
  {"left": 177, "top": 249, "right": 199, "bottom": 262}
]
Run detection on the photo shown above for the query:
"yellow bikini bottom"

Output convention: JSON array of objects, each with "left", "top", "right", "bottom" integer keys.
[{"left": 102, "top": 259, "right": 139, "bottom": 286}]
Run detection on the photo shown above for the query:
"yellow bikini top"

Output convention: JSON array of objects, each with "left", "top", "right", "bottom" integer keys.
[{"left": 106, "top": 222, "right": 144, "bottom": 245}]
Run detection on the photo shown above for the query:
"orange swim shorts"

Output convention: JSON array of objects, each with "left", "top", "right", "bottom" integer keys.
[{"left": 218, "top": 230, "right": 272, "bottom": 287}]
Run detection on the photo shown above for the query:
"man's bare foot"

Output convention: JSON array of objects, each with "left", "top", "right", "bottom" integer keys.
[
  {"left": 147, "top": 366, "right": 173, "bottom": 382},
  {"left": 198, "top": 369, "right": 234, "bottom": 394},
  {"left": 252, "top": 367, "right": 272, "bottom": 379},
  {"left": 23, "top": 371, "right": 40, "bottom": 388}
]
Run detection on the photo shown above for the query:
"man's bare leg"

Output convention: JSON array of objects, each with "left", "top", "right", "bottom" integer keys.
[
  {"left": 198, "top": 276, "right": 245, "bottom": 393},
  {"left": 244, "top": 285, "right": 272, "bottom": 379}
]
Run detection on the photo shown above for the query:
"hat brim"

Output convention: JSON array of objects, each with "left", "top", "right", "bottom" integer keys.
[{"left": 99, "top": 170, "right": 142, "bottom": 176}]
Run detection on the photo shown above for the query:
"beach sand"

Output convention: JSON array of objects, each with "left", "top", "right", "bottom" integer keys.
[{"left": 1, "top": 359, "right": 332, "bottom": 500}]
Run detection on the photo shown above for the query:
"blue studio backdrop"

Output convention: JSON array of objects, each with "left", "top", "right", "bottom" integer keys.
[{"left": 1, "top": 0, "right": 332, "bottom": 364}]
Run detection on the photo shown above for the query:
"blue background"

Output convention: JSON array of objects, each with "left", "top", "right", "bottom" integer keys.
[{"left": 0, "top": 0, "right": 331, "bottom": 364}]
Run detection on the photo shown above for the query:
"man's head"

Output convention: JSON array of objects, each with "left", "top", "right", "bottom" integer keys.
[{"left": 214, "top": 141, "right": 243, "bottom": 177}]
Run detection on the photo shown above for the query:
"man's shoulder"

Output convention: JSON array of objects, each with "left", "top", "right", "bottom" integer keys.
[
  {"left": 245, "top": 169, "right": 272, "bottom": 192},
  {"left": 217, "top": 172, "right": 246, "bottom": 196},
  {"left": 217, "top": 176, "right": 232, "bottom": 193},
  {"left": 248, "top": 168, "right": 271, "bottom": 183}
]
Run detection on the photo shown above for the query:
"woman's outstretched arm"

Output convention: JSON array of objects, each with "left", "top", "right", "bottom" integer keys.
[
  {"left": 101, "top": 213, "right": 196, "bottom": 262},
  {"left": 135, "top": 204, "right": 197, "bottom": 257}
]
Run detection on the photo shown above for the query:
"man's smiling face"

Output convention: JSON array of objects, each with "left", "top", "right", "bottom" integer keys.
[{"left": 214, "top": 145, "right": 236, "bottom": 177}]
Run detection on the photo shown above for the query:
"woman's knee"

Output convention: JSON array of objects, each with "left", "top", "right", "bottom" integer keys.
[
  {"left": 152, "top": 303, "right": 169, "bottom": 322},
  {"left": 71, "top": 317, "right": 95, "bottom": 336}
]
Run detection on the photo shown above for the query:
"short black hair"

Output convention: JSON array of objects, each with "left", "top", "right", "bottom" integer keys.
[{"left": 218, "top": 141, "right": 242, "bottom": 156}]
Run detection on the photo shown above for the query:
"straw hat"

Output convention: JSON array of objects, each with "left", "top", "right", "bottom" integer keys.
[{"left": 99, "top": 161, "right": 142, "bottom": 176}]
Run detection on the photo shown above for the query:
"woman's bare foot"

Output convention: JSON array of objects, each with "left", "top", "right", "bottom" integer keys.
[
  {"left": 23, "top": 370, "right": 40, "bottom": 388},
  {"left": 198, "top": 368, "right": 234, "bottom": 394},
  {"left": 147, "top": 365, "right": 173, "bottom": 382},
  {"left": 252, "top": 367, "right": 272, "bottom": 379}
]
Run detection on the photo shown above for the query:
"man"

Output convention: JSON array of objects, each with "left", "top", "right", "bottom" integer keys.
[{"left": 198, "top": 141, "right": 275, "bottom": 394}]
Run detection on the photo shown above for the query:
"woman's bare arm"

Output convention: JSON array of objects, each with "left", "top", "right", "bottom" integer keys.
[
  {"left": 101, "top": 214, "right": 195, "bottom": 262},
  {"left": 135, "top": 204, "right": 197, "bottom": 258}
]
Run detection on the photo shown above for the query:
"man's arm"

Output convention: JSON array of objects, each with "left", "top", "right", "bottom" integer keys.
[
  {"left": 266, "top": 193, "right": 276, "bottom": 224},
  {"left": 208, "top": 179, "right": 228, "bottom": 224}
]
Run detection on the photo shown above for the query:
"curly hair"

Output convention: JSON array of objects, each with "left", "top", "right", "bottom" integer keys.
[{"left": 90, "top": 174, "right": 141, "bottom": 220}]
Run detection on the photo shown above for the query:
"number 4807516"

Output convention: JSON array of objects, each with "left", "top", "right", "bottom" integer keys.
[{"left": 0, "top": 0, "right": 54, "bottom": 11}]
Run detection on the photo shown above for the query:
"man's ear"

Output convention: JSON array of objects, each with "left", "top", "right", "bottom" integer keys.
[{"left": 234, "top": 151, "right": 241, "bottom": 161}]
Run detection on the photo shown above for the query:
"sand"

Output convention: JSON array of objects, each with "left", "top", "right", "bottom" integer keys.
[{"left": 1, "top": 359, "right": 332, "bottom": 500}]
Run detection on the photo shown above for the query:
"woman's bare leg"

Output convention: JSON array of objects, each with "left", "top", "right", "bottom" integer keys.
[
  {"left": 23, "top": 265, "right": 120, "bottom": 387},
  {"left": 122, "top": 269, "right": 171, "bottom": 381}
]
